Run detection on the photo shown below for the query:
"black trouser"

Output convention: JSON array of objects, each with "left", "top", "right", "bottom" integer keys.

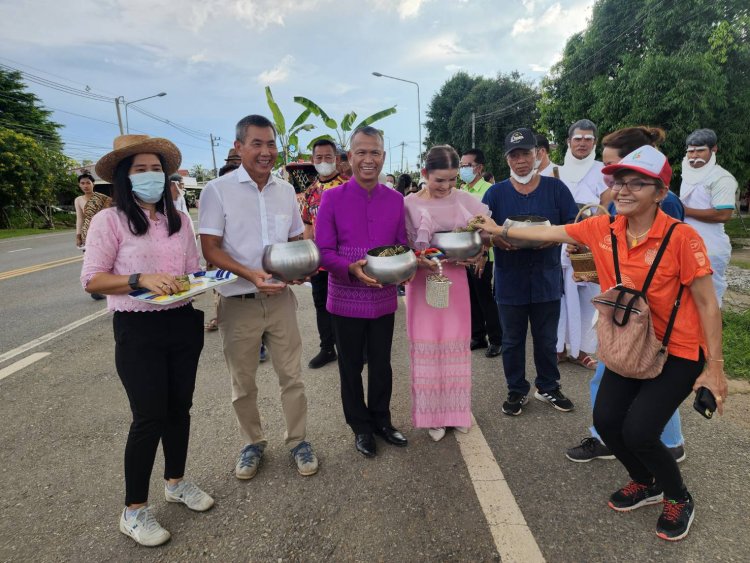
[
  {"left": 593, "top": 352, "right": 703, "bottom": 499},
  {"left": 468, "top": 262, "right": 502, "bottom": 345},
  {"left": 311, "top": 270, "right": 335, "bottom": 351},
  {"left": 113, "top": 305, "right": 204, "bottom": 505},
  {"left": 331, "top": 313, "right": 394, "bottom": 434}
]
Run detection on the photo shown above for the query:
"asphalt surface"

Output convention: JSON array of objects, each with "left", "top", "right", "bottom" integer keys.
[{"left": 1, "top": 225, "right": 749, "bottom": 562}]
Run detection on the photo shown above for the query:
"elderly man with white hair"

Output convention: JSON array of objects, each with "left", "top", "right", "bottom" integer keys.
[{"left": 679, "top": 128, "right": 737, "bottom": 306}]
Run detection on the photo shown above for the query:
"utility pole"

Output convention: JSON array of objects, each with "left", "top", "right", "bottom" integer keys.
[
  {"left": 115, "top": 97, "right": 124, "bottom": 135},
  {"left": 400, "top": 142, "right": 405, "bottom": 172},
  {"left": 471, "top": 112, "right": 476, "bottom": 149},
  {"left": 210, "top": 134, "right": 220, "bottom": 177}
]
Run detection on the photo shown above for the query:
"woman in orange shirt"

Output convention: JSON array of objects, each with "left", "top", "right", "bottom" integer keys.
[{"left": 478, "top": 145, "right": 727, "bottom": 542}]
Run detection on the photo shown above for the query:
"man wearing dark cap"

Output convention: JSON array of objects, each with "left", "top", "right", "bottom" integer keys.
[{"left": 481, "top": 128, "right": 578, "bottom": 416}]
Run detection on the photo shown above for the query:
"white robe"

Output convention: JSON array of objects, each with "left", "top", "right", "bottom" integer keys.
[{"left": 557, "top": 159, "right": 607, "bottom": 357}]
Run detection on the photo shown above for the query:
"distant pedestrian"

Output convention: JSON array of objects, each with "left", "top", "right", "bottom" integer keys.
[
  {"left": 74, "top": 171, "right": 110, "bottom": 300},
  {"left": 82, "top": 134, "right": 213, "bottom": 547}
]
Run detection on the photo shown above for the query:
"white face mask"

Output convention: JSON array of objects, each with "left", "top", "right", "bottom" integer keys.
[
  {"left": 385, "top": 181, "right": 394, "bottom": 189},
  {"left": 510, "top": 170, "right": 536, "bottom": 184},
  {"left": 533, "top": 158, "right": 542, "bottom": 170},
  {"left": 314, "top": 162, "right": 336, "bottom": 177}
]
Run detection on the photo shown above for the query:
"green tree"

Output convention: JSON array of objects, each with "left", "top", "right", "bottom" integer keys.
[
  {"left": 292, "top": 97, "right": 397, "bottom": 151},
  {"left": 424, "top": 71, "right": 540, "bottom": 179},
  {"left": 0, "top": 68, "right": 62, "bottom": 151},
  {"left": 265, "top": 86, "right": 316, "bottom": 165},
  {"left": 538, "top": 0, "right": 750, "bottom": 188},
  {"left": 190, "top": 164, "right": 214, "bottom": 183},
  {"left": 0, "top": 128, "right": 77, "bottom": 228}
]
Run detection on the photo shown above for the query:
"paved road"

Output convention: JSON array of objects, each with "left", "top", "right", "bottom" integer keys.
[{"left": 1, "top": 226, "right": 748, "bottom": 562}]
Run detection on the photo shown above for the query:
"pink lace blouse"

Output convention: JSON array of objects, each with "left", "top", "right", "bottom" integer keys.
[{"left": 80, "top": 208, "right": 200, "bottom": 312}]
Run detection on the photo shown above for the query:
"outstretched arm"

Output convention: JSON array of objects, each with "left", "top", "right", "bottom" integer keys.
[{"left": 475, "top": 216, "right": 578, "bottom": 245}]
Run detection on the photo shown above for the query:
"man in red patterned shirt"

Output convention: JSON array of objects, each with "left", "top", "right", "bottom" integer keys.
[{"left": 302, "top": 139, "right": 349, "bottom": 368}]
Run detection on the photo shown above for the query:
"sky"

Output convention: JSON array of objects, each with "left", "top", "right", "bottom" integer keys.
[{"left": 0, "top": 0, "right": 595, "bottom": 174}]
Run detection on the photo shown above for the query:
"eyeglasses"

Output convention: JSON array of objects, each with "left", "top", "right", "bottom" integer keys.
[
  {"left": 611, "top": 180, "right": 657, "bottom": 192},
  {"left": 571, "top": 134, "right": 595, "bottom": 141}
]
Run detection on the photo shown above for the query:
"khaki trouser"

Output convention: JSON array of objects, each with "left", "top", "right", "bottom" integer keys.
[{"left": 218, "top": 288, "right": 307, "bottom": 449}]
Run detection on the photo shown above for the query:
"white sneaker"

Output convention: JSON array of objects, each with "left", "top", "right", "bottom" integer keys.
[
  {"left": 454, "top": 426, "right": 470, "bottom": 434},
  {"left": 428, "top": 427, "right": 446, "bottom": 442},
  {"left": 119, "top": 506, "right": 171, "bottom": 547},
  {"left": 164, "top": 480, "right": 215, "bottom": 512}
]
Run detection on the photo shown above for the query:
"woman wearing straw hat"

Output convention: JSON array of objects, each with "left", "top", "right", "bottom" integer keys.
[
  {"left": 476, "top": 145, "right": 727, "bottom": 541},
  {"left": 81, "top": 134, "right": 213, "bottom": 547}
]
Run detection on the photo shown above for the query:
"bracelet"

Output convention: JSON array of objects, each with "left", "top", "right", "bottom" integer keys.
[
  {"left": 708, "top": 358, "right": 725, "bottom": 363},
  {"left": 501, "top": 224, "right": 511, "bottom": 240}
]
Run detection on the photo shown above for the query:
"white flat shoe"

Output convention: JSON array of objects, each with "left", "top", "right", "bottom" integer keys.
[
  {"left": 453, "top": 426, "right": 470, "bottom": 434},
  {"left": 428, "top": 427, "right": 446, "bottom": 442}
]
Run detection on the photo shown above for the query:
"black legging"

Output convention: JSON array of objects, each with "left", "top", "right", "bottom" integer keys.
[
  {"left": 114, "top": 305, "right": 204, "bottom": 505},
  {"left": 593, "top": 352, "right": 703, "bottom": 499}
]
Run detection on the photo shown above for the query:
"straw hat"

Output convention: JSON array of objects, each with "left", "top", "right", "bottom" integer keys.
[
  {"left": 95, "top": 134, "right": 181, "bottom": 183},
  {"left": 225, "top": 148, "right": 242, "bottom": 163}
]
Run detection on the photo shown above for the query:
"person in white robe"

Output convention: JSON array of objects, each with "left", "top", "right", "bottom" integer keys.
[
  {"left": 679, "top": 128, "right": 737, "bottom": 307},
  {"left": 556, "top": 120, "right": 612, "bottom": 369}
]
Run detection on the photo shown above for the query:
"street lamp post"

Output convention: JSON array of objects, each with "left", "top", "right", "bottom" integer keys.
[
  {"left": 372, "top": 72, "right": 422, "bottom": 170},
  {"left": 118, "top": 92, "right": 167, "bottom": 134}
]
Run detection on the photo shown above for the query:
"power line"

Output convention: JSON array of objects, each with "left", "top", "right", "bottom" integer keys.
[
  {"left": 0, "top": 55, "right": 119, "bottom": 98},
  {"left": 0, "top": 63, "right": 113, "bottom": 103}
]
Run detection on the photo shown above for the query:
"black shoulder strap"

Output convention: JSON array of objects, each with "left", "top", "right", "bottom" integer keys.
[
  {"left": 609, "top": 217, "right": 622, "bottom": 285},
  {"left": 641, "top": 222, "right": 680, "bottom": 294},
  {"left": 661, "top": 284, "right": 685, "bottom": 347}
]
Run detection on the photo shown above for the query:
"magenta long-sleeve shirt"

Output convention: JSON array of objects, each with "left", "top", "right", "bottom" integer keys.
[{"left": 316, "top": 178, "right": 407, "bottom": 319}]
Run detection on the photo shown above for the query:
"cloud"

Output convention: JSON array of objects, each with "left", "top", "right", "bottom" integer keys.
[
  {"left": 189, "top": 52, "right": 209, "bottom": 64},
  {"left": 444, "top": 64, "right": 463, "bottom": 72},
  {"left": 407, "top": 33, "right": 473, "bottom": 62},
  {"left": 370, "top": 0, "right": 432, "bottom": 19},
  {"left": 522, "top": 0, "right": 536, "bottom": 12},
  {"left": 529, "top": 63, "right": 549, "bottom": 72},
  {"left": 511, "top": 1, "right": 592, "bottom": 38},
  {"left": 331, "top": 82, "right": 358, "bottom": 96},
  {"left": 257, "top": 55, "right": 294, "bottom": 84}
]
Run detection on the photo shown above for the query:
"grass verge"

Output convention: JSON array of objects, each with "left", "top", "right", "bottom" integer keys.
[
  {"left": 0, "top": 228, "right": 72, "bottom": 239},
  {"left": 724, "top": 309, "right": 750, "bottom": 381}
]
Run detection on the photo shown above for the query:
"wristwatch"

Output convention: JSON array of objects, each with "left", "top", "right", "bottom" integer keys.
[{"left": 128, "top": 273, "right": 142, "bottom": 290}]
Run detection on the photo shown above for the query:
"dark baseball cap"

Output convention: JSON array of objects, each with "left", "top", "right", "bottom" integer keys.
[{"left": 504, "top": 128, "right": 537, "bottom": 155}]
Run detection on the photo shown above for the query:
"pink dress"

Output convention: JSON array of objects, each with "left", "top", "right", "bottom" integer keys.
[{"left": 404, "top": 189, "right": 489, "bottom": 428}]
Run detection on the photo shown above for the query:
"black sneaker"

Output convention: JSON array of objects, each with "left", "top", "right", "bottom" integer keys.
[
  {"left": 565, "top": 437, "right": 616, "bottom": 462},
  {"left": 669, "top": 445, "right": 686, "bottom": 463},
  {"left": 656, "top": 492, "right": 695, "bottom": 541},
  {"left": 308, "top": 349, "right": 337, "bottom": 369},
  {"left": 608, "top": 481, "right": 664, "bottom": 512},
  {"left": 501, "top": 392, "right": 528, "bottom": 416},
  {"left": 534, "top": 388, "right": 574, "bottom": 412}
]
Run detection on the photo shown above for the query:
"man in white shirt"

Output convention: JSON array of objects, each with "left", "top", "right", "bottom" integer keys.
[
  {"left": 170, "top": 173, "right": 189, "bottom": 214},
  {"left": 535, "top": 134, "right": 558, "bottom": 178},
  {"left": 199, "top": 114, "right": 318, "bottom": 480},
  {"left": 680, "top": 128, "right": 737, "bottom": 306},
  {"left": 557, "top": 119, "right": 612, "bottom": 370}
]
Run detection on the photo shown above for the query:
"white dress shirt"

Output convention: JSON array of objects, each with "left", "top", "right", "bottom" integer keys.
[{"left": 198, "top": 165, "right": 304, "bottom": 296}]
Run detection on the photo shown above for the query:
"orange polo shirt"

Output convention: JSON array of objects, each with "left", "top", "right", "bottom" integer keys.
[{"left": 565, "top": 209, "right": 712, "bottom": 361}]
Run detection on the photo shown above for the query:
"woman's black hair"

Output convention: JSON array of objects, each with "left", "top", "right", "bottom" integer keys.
[
  {"left": 395, "top": 173, "right": 412, "bottom": 196},
  {"left": 78, "top": 172, "right": 95, "bottom": 183},
  {"left": 112, "top": 154, "right": 182, "bottom": 236}
]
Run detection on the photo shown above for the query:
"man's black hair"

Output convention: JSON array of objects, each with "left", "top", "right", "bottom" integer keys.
[
  {"left": 236, "top": 114, "right": 276, "bottom": 142},
  {"left": 462, "top": 148, "right": 485, "bottom": 165}
]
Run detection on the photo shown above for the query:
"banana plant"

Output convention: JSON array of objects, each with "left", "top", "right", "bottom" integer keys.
[
  {"left": 265, "top": 86, "right": 316, "bottom": 165},
  {"left": 293, "top": 96, "right": 397, "bottom": 150}
]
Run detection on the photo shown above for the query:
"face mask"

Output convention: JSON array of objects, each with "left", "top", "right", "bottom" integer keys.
[
  {"left": 314, "top": 162, "right": 337, "bottom": 177},
  {"left": 385, "top": 181, "right": 394, "bottom": 189},
  {"left": 130, "top": 171, "right": 166, "bottom": 204},
  {"left": 459, "top": 166, "right": 476, "bottom": 183},
  {"left": 533, "top": 158, "right": 542, "bottom": 170},
  {"left": 510, "top": 170, "right": 536, "bottom": 184}
]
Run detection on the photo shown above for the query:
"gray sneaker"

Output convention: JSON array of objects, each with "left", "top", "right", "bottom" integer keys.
[
  {"left": 235, "top": 443, "right": 265, "bottom": 480},
  {"left": 291, "top": 441, "right": 319, "bottom": 476}
]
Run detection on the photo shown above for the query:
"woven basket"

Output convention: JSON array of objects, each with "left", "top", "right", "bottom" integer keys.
[
  {"left": 425, "top": 258, "right": 451, "bottom": 308},
  {"left": 570, "top": 204, "right": 609, "bottom": 284}
]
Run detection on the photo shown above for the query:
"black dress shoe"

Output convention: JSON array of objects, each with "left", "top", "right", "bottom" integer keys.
[
  {"left": 485, "top": 343, "right": 502, "bottom": 358},
  {"left": 308, "top": 348, "right": 337, "bottom": 369},
  {"left": 355, "top": 433, "right": 376, "bottom": 457},
  {"left": 470, "top": 338, "right": 488, "bottom": 350},
  {"left": 375, "top": 426, "right": 408, "bottom": 447}
]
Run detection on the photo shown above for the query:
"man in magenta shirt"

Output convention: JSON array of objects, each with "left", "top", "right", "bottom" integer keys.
[{"left": 315, "top": 126, "right": 409, "bottom": 458}]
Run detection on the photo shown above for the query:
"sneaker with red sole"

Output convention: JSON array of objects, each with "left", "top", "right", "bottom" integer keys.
[
  {"left": 608, "top": 480, "right": 663, "bottom": 512},
  {"left": 656, "top": 492, "right": 695, "bottom": 541}
]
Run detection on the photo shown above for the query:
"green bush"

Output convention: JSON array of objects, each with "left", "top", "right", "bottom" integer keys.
[{"left": 724, "top": 309, "right": 750, "bottom": 380}]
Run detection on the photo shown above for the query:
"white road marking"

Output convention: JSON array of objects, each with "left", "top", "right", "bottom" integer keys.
[
  {"left": 0, "top": 352, "right": 51, "bottom": 382},
  {"left": 0, "top": 231, "right": 72, "bottom": 244},
  {"left": 455, "top": 415, "right": 545, "bottom": 562},
  {"left": 8, "top": 248, "right": 32, "bottom": 253},
  {"left": 0, "top": 309, "right": 109, "bottom": 365}
]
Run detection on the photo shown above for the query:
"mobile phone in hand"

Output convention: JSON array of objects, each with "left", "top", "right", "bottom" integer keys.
[{"left": 693, "top": 387, "right": 717, "bottom": 419}]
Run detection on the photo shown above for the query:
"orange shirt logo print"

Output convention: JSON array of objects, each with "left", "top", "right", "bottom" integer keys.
[
  {"left": 644, "top": 246, "right": 658, "bottom": 266},
  {"left": 689, "top": 238, "right": 707, "bottom": 267},
  {"left": 598, "top": 233, "right": 613, "bottom": 252}
]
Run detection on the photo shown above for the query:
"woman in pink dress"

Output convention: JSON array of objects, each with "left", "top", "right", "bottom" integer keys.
[{"left": 404, "top": 145, "right": 489, "bottom": 441}]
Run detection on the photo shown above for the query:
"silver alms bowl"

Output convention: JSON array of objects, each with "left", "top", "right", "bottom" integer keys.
[
  {"left": 363, "top": 246, "right": 418, "bottom": 285},
  {"left": 262, "top": 240, "right": 321, "bottom": 282},
  {"left": 429, "top": 231, "right": 483, "bottom": 260},
  {"left": 502, "top": 215, "right": 552, "bottom": 249}
]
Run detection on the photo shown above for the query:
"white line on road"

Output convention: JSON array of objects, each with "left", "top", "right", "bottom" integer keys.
[
  {"left": 455, "top": 416, "right": 546, "bottom": 562},
  {"left": 0, "top": 352, "right": 51, "bottom": 382},
  {"left": 0, "top": 231, "right": 72, "bottom": 244},
  {"left": 8, "top": 248, "right": 32, "bottom": 253},
  {"left": 0, "top": 309, "right": 109, "bottom": 365}
]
